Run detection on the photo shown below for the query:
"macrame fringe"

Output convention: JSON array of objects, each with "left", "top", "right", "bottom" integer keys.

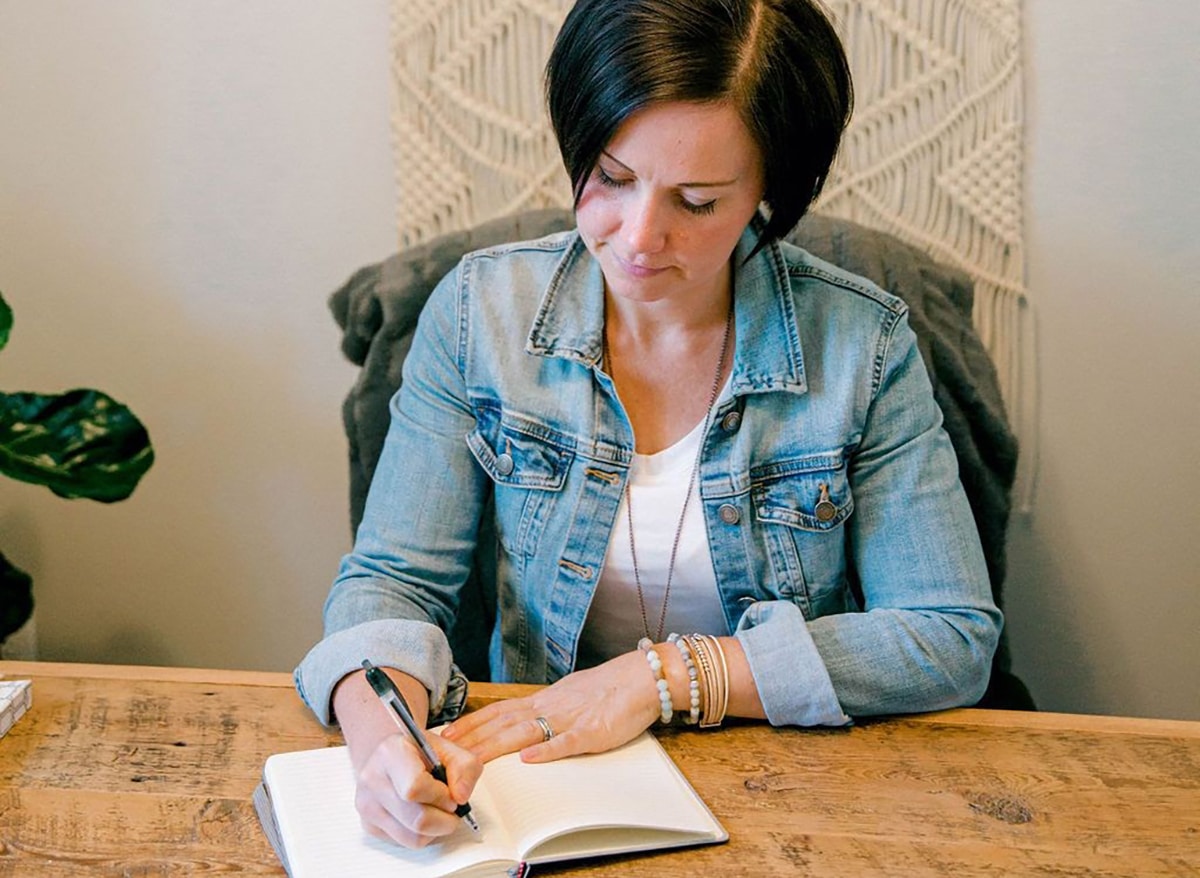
[{"left": 390, "top": 0, "right": 570, "bottom": 248}]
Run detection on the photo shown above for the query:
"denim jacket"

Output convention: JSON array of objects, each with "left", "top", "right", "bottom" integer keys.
[{"left": 295, "top": 223, "right": 1002, "bottom": 728}]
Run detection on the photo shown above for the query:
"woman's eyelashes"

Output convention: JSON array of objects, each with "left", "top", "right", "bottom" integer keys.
[
  {"left": 680, "top": 197, "right": 717, "bottom": 216},
  {"left": 594, "top": 166, "right": 627, "bottom": 189},
  {"left": 593, "top": 166, "right": 718, "bottom": 216}
]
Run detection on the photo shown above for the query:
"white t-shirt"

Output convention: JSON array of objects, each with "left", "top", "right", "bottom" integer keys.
[{"left": 576, "top": 402, "right": 731, "bottom": 667}]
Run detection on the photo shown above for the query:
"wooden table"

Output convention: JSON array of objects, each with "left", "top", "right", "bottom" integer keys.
[{"left": 0, "top": 661, "right": 1197, "bottom": 876}]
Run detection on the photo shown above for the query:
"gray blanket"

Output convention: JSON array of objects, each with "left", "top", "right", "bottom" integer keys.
[{"left": 329, "top": 210, "right": 1029, "bottom": 708}]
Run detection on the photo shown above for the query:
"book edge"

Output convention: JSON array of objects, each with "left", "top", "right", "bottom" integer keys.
[{"left": 253, "top": 777, "right": 293, "bottom": 877}]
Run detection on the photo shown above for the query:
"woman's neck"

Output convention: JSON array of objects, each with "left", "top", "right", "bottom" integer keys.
[
  {"left": 603, "top": 265, "right": 733, "bottom": 348},
  {"left": 602, "top": 266, "right": 736, "bottom": 454}
]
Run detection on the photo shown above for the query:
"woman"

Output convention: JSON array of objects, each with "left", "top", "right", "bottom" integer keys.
[{"left": 296, "top": 0, "right": 1002, "bottom": 849}]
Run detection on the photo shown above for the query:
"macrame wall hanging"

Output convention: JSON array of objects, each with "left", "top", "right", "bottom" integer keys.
[{"left": 389, "top": 0, "right": 1033, "bottom": 498}]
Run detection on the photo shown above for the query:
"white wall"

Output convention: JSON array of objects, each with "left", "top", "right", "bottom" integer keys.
[
  {"left": 1, "top": 2, "right": 1197, "bottom": 719},
  {"left": 0, "top": 1, "right": 394, "bottom": 670},
  {"left": 1004, "top": 3, "right": 1200, "bottom": 719}
]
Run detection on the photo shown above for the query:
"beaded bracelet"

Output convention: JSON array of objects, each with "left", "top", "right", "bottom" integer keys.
[
  {"left": 684, "top": 634, "right": 718, "bottom": 728},
  {"left": 667, "top": 633, "right": 702, "bottom": 725},
  {"left": 638, "top": 637, "right": 674, "bottom": 725}
]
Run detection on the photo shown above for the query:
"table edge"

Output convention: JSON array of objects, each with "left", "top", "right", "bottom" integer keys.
[
  {"left": 0, "top": 659, "right": 293, "bottom": 687},
  {"left": 4, "top": 661, "right": 1196, "bottom": 737}
]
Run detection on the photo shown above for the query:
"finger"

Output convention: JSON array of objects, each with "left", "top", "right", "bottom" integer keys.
[
  {"left": 442, "top": 695, "right": 529, "bottom": 740},
  {"left": 518, "top": 739, "right": 560, "bottom": 764},
  {"left": 364, "top": 820, "right": 435, "bottom": 849},
  {"left": 356, "top": 766, "right": 461, "bottom": 847},
  {"left": 356, "top": 736, "right": 464, "bottom": 843},
  {"left": 459, "top": 713, "right": 560, "bottom": 763},
  {"left": 445, "top": 706, "right": 541, "bottom": 758},
  {"left": 373, "top": 734, "right": 462, "bottom": 814},
  {"left": 521, "top": 713, "right": 652, "bottom": 764},
  {"left": 355, "top": 785, "right": 443, "bottom": 848},
  {"left": 427, "top": 732, "right": 484, "bottom": 804}
]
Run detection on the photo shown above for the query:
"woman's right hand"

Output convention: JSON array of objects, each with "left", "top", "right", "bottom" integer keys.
[{"left": 331, "top": 668, "right": 483, "bottom": 848}]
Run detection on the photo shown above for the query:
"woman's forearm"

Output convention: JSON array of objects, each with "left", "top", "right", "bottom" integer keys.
[{"left": 332, "top": 666, "right": 432, "bottom": 768}]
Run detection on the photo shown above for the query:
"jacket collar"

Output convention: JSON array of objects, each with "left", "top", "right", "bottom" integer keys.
[{"left": 526, "top": 221, "right": 808, "bottom": 396}]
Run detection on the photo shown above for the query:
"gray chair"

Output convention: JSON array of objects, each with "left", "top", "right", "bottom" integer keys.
[{"left": 329, "top": 209, "right": 1033, "bottom": 710}]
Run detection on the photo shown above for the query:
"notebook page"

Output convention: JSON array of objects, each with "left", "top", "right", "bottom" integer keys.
[
  {"left": 263, "top": 746, "right": 518, "bottom": 878},
  {"left": 480, "top": 732, "right": 722, "bottom": 859}
]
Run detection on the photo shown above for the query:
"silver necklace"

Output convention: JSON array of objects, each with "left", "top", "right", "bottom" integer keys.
[{"left": 603, "top": 304, "right": 734, "bottom": 644}]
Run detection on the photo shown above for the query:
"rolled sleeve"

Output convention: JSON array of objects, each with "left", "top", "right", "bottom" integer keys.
[
  {"left": 736, "top": 600, "right": 852, "bottom": 727},
  {"left": 294, "top": 618, "right": 468, "bottom": 727}
]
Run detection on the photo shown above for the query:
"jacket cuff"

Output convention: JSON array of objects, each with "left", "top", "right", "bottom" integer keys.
[
  {"left": 293, "top": 618, "right": 467, "bottom": 726},
  {"left": 735, "top": 600, "right": 852, "bottom": 727}
]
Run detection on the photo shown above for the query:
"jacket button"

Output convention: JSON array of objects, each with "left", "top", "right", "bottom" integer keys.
[
  {"left": 495, "top": 453, "right": 514, "bottom": 476},
  {"left": 720, "top": 410, "right": 742, "bottom": 432},
  {"left": 814, "top": 482, "right": 836, "bottom": 522},
  {"left": 719, "top": 504, "right": 740, "bottom": 524}
]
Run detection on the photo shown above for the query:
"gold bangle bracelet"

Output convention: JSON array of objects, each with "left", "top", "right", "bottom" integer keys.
[
  {"left": 687, "top": 634, "right": 721, "bottom": 728},
  {"left": 701, "top": 634, "right": 730, "bottom": 727},
  {"left": 690, "top": 634, "right": 712, "bottom": 725}
]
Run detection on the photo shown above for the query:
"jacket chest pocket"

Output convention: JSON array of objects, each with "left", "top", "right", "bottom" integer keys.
[
  {"left": 467, "top": 415, "right": 573, "bottom": 557},
  {"left": 751, "top": 451, "right": 855, "bottom": 619}
]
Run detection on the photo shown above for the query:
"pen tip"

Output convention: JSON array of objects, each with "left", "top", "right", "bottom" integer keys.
[{"left": 465, "top": 813, "right": 481, "bottom": 835}]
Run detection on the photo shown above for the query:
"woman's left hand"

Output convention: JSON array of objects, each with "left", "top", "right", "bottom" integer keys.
[{"left": 441, "top": 650, "right": 661, "bottom": 764}]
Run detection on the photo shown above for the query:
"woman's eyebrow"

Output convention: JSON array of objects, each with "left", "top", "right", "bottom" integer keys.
[{"left": 600, "top": 151, "right": 738, "bottom": 188}]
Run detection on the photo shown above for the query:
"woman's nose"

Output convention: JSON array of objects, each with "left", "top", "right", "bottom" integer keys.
[{"left": 621, "top": 195, "right": 667, "bottom": 255}]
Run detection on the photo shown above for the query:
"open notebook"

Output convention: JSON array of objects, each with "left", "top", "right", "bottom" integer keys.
[{"left": 254, "top": 731, "right": 726, "bottom": 878}]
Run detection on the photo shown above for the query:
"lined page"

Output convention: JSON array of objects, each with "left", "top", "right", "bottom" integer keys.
[
  {"left": 263, "top": 746, "right": 517, "bottom": 878},
  {"left": 479, "top": 732, "right": 724, "bottom": 858}
]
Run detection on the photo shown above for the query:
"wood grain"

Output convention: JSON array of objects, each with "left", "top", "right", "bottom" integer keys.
[{"left": 1, "top": 662, "right": 1197, "bottom": 877}]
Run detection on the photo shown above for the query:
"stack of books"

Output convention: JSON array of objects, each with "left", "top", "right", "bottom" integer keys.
[{"left": 0, "top": 678, "right": 32, "bottom": 738}]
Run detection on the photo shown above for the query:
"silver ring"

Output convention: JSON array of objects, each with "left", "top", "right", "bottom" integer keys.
[{"left": 534, "top": 716, "right": 554, "bottom": 742}]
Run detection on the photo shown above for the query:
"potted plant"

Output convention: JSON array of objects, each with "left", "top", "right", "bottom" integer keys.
[{"left": 0, "top": 291, "right": 155, "bottom": 645}]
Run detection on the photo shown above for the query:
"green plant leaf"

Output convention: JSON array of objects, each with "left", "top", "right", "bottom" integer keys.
[
  {"left": 0, "top": 292, "right": 12, "bottom": 351},
  {"left": 0, "top": 551, "right": 34, "bottom": 643},
  {"left": 0, "top": 388, "right": 155, "bottom": 501}
]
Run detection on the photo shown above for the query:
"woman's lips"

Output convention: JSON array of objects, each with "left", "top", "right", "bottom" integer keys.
[{"left": 612, "top": 251, "right": 668, "bottom": 279}]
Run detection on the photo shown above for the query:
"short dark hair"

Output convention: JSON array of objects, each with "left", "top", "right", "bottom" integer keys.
[{"left": 545, "top": 0, "right": 853, "bottom": 250}]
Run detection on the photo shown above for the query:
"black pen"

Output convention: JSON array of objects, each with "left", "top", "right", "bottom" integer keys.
[{"left": 360, "top": 659, "right": 481, "bottom": 835}]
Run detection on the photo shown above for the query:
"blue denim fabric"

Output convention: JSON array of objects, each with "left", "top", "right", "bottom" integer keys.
[{"left": 295, "top": 223, "right": 1001, "bottom": 728}]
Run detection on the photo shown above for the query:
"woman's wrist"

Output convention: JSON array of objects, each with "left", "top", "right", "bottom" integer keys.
[{"left": 333, "top": 667, "right": 431, "bottom": 767}]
